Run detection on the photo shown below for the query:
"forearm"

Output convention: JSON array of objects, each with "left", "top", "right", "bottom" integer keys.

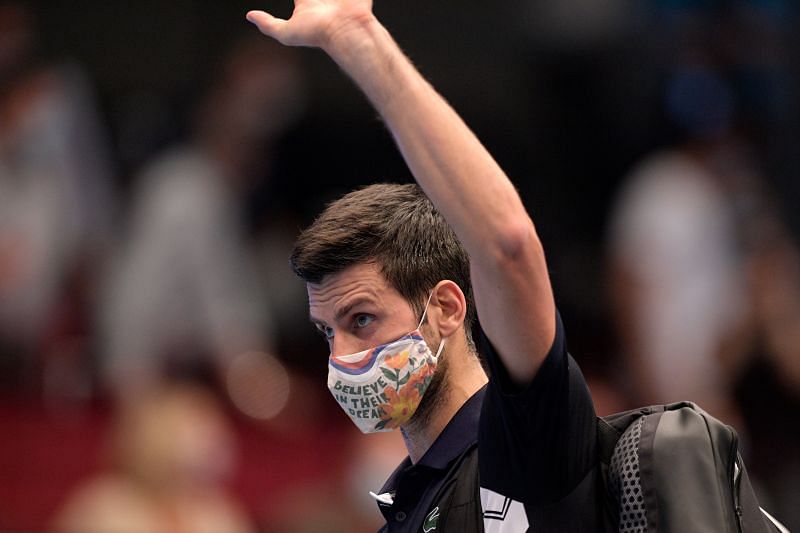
[{"left": 324, "top": 16, "right": 535, "bottom": 259}]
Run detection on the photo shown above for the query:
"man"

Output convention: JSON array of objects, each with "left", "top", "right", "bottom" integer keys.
[{"left": 247, "top": 2, "right": 599, "bottom": 531}]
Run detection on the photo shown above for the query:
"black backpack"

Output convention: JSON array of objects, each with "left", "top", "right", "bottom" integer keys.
[
  {"left": 436, "top": 401, "right": 789, "bottom": 532},
  {"left": 598, "top": 401, "right": 789, "bottom": 532}
]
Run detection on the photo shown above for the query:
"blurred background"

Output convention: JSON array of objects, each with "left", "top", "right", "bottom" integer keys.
[{"left": 0, "top": 0, "right": 798, "bottom": 531}]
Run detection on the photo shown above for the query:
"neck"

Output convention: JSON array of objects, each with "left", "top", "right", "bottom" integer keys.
[{"left": 400, "top": 346, "right": 487, "bottom": 463}]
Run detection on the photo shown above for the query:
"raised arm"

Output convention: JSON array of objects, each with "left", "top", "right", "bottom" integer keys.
[{"left": 248, "top": 1, "right": 555, "bottom": 383}]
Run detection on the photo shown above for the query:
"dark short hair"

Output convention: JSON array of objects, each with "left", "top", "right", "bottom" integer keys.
[{"left": 291, "top": 183, "right": 476, "bottom": 342}]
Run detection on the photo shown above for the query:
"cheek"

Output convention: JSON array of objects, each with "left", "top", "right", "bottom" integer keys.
[{"left": 419, "top": 326, "right": 442, "bottom": 350}]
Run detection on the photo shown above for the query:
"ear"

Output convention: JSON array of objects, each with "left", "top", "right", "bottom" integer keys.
[{"left": 430, "top": 280, "right": 467, "bottom": 338}]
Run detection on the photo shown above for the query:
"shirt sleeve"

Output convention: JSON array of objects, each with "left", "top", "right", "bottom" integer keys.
[{"left": 477, "top": 311, "right": 597, "bottom": 505}]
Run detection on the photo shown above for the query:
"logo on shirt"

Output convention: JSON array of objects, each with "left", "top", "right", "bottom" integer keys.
[{"left": 422, "top": 506, "right": 440, "bottom": 532}]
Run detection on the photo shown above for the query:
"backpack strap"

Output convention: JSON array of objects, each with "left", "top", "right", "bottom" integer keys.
[{"left": 432, "top": 444, "right": 483, "bottom": 532}]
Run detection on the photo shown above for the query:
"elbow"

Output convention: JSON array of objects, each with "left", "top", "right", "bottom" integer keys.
[{"left": 491, "top": 218, "right": 542, "bottom": 264}]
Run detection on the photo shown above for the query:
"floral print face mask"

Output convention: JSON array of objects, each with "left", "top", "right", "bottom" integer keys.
[{"left": 326, "top": 293, "right": 445, "bottom": 434}]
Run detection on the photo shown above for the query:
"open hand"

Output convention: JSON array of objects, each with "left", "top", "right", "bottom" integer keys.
[{"left": 247, "top": 0, "right": 374, "bottom": 49}]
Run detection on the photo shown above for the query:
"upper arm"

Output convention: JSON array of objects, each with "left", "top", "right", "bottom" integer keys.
[{"left": 470, "top": 218, "right": 556, "bottom": 385}]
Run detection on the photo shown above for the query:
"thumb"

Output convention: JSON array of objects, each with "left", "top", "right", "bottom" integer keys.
[{"left": 246, "top": 10, "right": 288, "bottom": 41}]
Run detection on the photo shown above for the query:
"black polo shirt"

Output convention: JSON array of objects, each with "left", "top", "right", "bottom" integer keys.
[
  {"left": 375, "top": 384, "right": 484, "bottom": 532},
  {"left": 374, "top": 313, "right": 600, "bottom": 532}
]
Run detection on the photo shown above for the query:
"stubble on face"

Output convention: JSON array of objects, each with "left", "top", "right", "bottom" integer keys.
[{"left": 403, "top": 329, "right": 449, "bottom": 435}]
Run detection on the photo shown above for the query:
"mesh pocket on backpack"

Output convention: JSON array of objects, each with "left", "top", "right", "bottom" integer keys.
[{"left": 608, "top": 417, "right": 647, "bottom": 533}]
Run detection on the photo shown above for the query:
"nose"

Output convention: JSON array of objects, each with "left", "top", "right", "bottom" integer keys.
[
  {"left": 330, "top": 333, "right": 367, "bottom": 358},
  {"left": 329, "top": 335, "right": 349, "bottom": 359}
]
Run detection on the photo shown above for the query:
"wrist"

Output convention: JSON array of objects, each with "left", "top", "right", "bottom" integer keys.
[{"left": 321, "top": 12, "right": 384, "bottom": 60}]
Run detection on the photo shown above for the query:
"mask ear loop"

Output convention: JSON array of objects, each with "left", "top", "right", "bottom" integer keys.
[
  {"left": 417, "top": 290, "right": 446, "bottom": 362},
  {"left": 433, "top": 336, "right": 446, "bottom": 362},
  {"left": 416, "top": 290, "right": 436, "bottom": 330}
]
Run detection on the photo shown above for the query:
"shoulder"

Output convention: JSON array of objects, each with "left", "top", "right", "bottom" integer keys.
[{"left": 478, "top": 311, "right": 568, "bottom": 400}]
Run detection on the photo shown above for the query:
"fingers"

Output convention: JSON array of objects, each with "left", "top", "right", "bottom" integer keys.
[{"left": 246, "top": 10, "right": 288, "bottom": 41}]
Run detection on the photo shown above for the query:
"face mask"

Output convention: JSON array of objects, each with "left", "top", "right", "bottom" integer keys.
[{"left": 326, "top": 293, "right": 445, "bottom": 434}]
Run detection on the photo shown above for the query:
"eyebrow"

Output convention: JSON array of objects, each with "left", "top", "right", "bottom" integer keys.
[
  {"left": 335, "top": 297, "right": 375, "bottom": 322},
  {"left": 309, "top": 296, "right": 375, "bottom": 326}
]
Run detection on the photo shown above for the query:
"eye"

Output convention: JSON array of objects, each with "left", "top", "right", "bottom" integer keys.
[
  {"left": 315, "top": 324, "right": 334, "bottom": 340},
  {"left": 354, "top": 314, "right": 374, "bottom": 329}
]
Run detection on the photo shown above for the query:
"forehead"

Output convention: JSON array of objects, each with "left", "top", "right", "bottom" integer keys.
[{"left": 307, "top": 263, "right": 403, "bottom": 321}]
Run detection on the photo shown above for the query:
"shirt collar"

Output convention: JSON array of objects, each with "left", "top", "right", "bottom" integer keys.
[{"left": 377, "top": 385, "right": 486, "bottom": 494}]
